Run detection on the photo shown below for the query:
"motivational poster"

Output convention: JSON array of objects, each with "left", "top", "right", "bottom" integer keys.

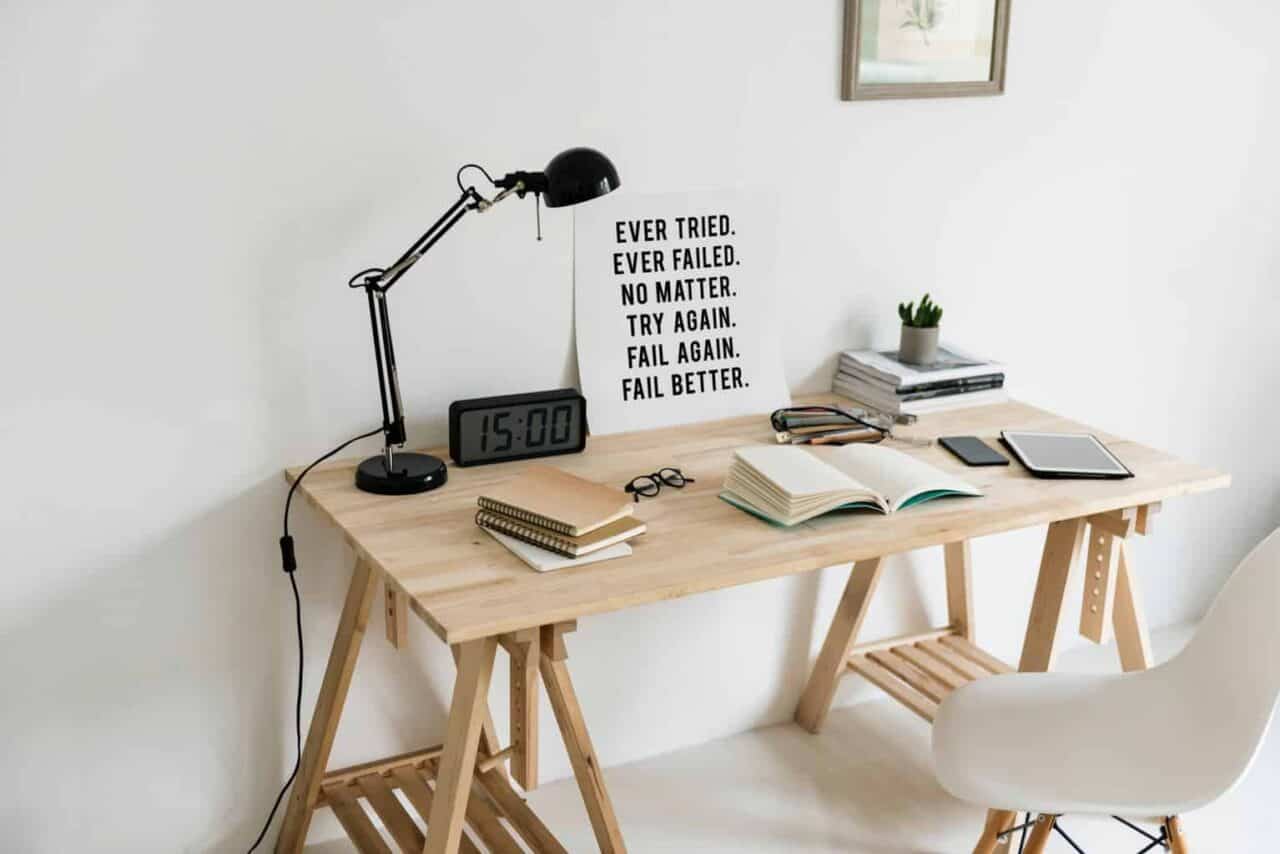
[{"left": 574, "top": 189, "right": 788, "bottom": 435}]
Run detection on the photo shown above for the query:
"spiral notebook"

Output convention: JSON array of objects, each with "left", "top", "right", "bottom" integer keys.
[
  {"left": 482, "top": 527, "right": 633, "bottom": 572},
  {"left": 476, "top": 465, "right": 633, "bottom": 536},
  {"left": 476, "top": 509, "right": 646, "bottom": 557}
]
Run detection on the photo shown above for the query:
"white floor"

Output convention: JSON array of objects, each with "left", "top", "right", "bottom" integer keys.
[{"left": 308, "top": 626, "right": 1277, "bottom": 852}]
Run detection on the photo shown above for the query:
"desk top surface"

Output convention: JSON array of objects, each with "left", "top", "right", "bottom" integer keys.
[{"left": 289, "top": 396, "right": 1228, "bottom": 643}]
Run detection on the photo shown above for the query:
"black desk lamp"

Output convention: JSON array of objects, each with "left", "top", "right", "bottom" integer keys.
[{"left": 347, "top": 147, "right": 621, "bottom": 495}]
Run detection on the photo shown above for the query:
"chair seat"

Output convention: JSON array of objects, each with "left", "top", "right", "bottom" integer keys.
[{"left": 932, "top": 669, "right": 1225, "bottom": 817}]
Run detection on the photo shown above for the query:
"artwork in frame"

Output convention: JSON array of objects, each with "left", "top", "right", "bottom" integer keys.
[{"left": 842, "top": 0, "right": 1011, "bottom": 100}]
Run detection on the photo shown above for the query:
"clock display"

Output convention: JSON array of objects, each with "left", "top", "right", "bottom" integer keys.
[{"left": 449, "top": 389, "right": 587, "bottom": 466}]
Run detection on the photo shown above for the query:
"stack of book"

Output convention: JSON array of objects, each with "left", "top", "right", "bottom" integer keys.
[
  {"left": 475, "top": 466, "right": 646, "bottom": 572},
  {"left": 833, "top": 345, "right": 1006, "bottom": 417}
]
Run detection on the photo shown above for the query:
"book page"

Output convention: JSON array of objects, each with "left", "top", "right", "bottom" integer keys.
[
  {"left": 723, "top": 445, "right": 887, "bottom": 525},
  {"left": 814, "top": 444, "right": 981, "bottom": 512},
  {"left": 733, "top": 445, "right": 867, "bottom": 498}
]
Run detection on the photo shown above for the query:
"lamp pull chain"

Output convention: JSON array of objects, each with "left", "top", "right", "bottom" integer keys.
[{"left": 535, "top": 192, "right": 543, "bottom": 241}]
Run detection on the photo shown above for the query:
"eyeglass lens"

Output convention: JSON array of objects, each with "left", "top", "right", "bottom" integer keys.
[
  {"left": 657, "top": 468, "right": 689, "bottom": 486},
  {"left": 629, "top": 476, "right": 660, "bottom": 496}
]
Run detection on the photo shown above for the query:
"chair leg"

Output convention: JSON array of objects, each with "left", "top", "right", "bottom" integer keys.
[
  {"left": 974, "top": 809, "right": 1017, "bottom": 854},
  {"left": 1023, "top": 814, "right": 1056, "bottom": 854},
  {"left": 1164, "top": 816, "right": 1190, "bottom": 853}
]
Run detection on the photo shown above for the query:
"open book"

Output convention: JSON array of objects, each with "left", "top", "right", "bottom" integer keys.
[{"left": 721, "top": 444, "right": 981, "bottom": 526}]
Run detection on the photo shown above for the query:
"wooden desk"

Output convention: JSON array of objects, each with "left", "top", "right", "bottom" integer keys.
[{"left": 276, "top": 396, "right": 1227, "bottom": 854}]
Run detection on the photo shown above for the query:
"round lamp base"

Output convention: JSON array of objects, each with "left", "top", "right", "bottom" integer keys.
[{"left": 355, "top": 452, "right": 448, "bottom": 495}]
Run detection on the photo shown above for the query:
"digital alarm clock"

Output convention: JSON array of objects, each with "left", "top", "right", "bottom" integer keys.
[{"left": 448, "top": 389, "right": 588, "bottom": 467}]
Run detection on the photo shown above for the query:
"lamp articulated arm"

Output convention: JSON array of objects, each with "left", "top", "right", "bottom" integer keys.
[
  {"left": 349, "top": 178, "right": 532, "bottom": 471},
  {"left": 342, "top": 147, "right": 619, "bottom": 495}
]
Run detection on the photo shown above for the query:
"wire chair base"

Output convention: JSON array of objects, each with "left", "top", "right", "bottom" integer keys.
[{"left": 995, "top": 814, "right": 1171, "bottom": 853}]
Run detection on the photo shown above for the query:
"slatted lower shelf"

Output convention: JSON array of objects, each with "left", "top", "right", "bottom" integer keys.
[
  {"left": 317, "top": 747, "right": 567, "bottom": 854},
  {"left": 847, "top": 631, "right": 1012, "bottom": 723}
]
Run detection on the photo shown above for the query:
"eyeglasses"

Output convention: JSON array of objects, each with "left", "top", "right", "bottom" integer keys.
[{"left": 624, "top": 467, "right": 695, "bottom": 502}]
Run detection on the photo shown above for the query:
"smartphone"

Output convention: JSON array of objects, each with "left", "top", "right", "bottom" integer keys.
[{"left": 939, "top": 436, "right": 1009, "bottom": 467}]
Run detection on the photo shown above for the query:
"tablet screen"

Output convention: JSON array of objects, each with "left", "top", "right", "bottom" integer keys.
[{"left": 1002, "top": 431, "right": 1131, "bottom": 477}]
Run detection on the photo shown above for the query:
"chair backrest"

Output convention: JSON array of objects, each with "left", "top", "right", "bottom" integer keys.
[{"left": 1162, "top": 527, "right": 1280, "bottom": 795}]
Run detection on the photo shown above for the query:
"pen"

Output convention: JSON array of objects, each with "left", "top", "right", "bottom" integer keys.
[{"left": 797, "top": 427, "right": 884, "bottom": 445}]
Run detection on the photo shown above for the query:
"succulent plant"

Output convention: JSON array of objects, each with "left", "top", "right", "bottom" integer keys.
[{"left": 898, "top": 293, "right": 943, "bottom": 328}]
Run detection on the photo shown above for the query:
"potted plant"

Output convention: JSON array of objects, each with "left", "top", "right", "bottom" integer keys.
[{"left": 898, "top": 293, "right": 943, "bottom": 365}]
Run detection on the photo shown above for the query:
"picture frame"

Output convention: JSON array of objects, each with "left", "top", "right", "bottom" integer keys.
[{"left": 842, "top": 0, "right": 1011, "bottom": 101}]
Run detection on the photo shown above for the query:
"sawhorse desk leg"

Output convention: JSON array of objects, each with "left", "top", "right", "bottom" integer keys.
[
  {"left": 794, "top": 545, "right": 980, "bottom": 733},
  {"left": 424, "top": 637, "right": 499, "bottom": 853},
  {"left": 276, "top": 558, "right": 380, "bottom": 853},
  {"left": 788, "top": 517, "right": 1163, "bottom": 854},
  {"left": 977, "top": 517, "right": 1087, "bottom": 853},
  {"left": 540, "top": 621, "right": 627, "bottom": 853},
  {"left": 425, "top": 620, "right": 625, "bottom": 853},
  {"left": 276, "top": 559, "right": 617, "bottom": 853},
  {"left": 981, "top": 508, "right": 1159, "bottom": 853},
  {"left": 794, "top": 557, "right": 886, "bottom": 733}
]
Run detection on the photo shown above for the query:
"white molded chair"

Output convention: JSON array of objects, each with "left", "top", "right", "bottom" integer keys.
[{"left": 932, "top": 528, "right": 1280, "bottom": 854}]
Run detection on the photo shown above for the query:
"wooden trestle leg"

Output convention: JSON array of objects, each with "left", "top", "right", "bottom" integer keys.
[
  {"left": 499, "top": 628, "right": 541, "bottom": 791},
  {"left": 275, "top": 586, "right": 611, "bottom": 854},
  {"left": 325, "top": 620, "right": 620, "bottom": 853},
  {"left": 423, "top": 637, "right": 499, "bottom": 854},
  {"left": 976, "top": 518, "right": 1087, "bottom": 853},
  {"left": 276, "top": 558, "right": 381, "bottom": 853},
  {"left": 976, "top": 508, "right": 1168, "bottom": 853},
  {"left": 540, "top": 621, "right": 627, "bottom": 853},
  {"left": 794, "top": 557, "right": 886, "bottom": 733}
]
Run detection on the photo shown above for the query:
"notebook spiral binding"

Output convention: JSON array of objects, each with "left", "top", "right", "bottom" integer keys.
[
  {"left": 475, "top": 509, "right": 575, "bottom": 556},
  {"left": 476, "top": 497, "right": 575, "bottom": 536}
]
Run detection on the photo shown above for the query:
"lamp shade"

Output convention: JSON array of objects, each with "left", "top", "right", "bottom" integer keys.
[{"left": 542, "top": 148, "right": 621, "bottom": 208}]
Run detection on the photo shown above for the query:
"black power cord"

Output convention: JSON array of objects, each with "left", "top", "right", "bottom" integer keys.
[{"left": 245, "top": 425, "right": 383, "bottom": 853}]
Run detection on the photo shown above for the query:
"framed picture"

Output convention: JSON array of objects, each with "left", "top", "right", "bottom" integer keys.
[{"left": 842, "top": 0, "right": 1011, "bottom": 101}]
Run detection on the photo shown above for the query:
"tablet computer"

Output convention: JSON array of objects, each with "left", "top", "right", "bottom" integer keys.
[{"left": 1000, "top": 431, "right": 1133, "bottom": 479}]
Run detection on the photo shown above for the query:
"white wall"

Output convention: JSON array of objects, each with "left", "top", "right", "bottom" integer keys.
[{"left": 1, "top": 1, "right": 1276, "bottom": 850}]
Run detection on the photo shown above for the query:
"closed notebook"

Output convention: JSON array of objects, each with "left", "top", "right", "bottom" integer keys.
[
  {"left": 483, "top": 527, "right": 633, "bottom": 572},
  {"left": 477, "top": 465, "right": 632, "bottom": 536},
  {"left": 721, "top": 443, "right": 981, "bottom": 527},
  {"left": 476, "top": 509, "right": 647, "bottom": 557}
]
